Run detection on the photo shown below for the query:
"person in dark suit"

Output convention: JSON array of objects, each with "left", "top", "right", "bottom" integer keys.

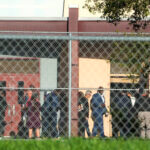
[
  {"left": 58, "top": 90, "right": 68, "bottom": 137},
  {"left": 78, "top": 90, "right": 92, "bottom": 137},
  {"left": 41, "top": 90, "right": 60, "bottom": 138},
  {"left": 116, "top": 91, "right": 132, "bottom": 137},
  {"left": 110, "top": 91, "right": 121, "bottom": 138},
  {"left": 91, "top": 86, "right": 107, "bottom": 137}
]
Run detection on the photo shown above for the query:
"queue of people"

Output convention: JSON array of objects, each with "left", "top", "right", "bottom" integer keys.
[{"left": 1, "top": 84, "right": 150, "bottom": 139}]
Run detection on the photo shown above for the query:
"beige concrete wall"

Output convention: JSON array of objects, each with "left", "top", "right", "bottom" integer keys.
[
  {"left": 79, "top": 58, "right": 112, "bottom": 137},
  {"left": 64, "top": 0, "right": 101, "bottom": 17}
]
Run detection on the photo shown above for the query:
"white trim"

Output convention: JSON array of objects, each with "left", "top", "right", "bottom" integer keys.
[
  {"left": 0, "top": 17, "right": 67, "bottom": 21},
  {"left": 79, "top": 17, "right": 150, "bottom": 21},
  {"left": 79, "top": 17, "right": 106, "bottom": 21},
  {"left": 69, "top": 4, "right": 78, "bottom": 8}
]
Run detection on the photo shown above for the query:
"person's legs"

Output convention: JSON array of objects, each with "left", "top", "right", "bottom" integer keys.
[
  {"left": 79, "top": 117, "right": 86, "bottom": 137},
  {"left": 0, "top": 122, "right": 3, "bottom": 136},
  {"left": 29, "top": 128, "right": 33, "bottom": 138},
  {"left": 49, "top": 115, "right": 53, "bottom": 137},
  {"left": 97, "top": 116, "right": 104, "bottom": 137},
  {"left": 121, "top": 118, "right": 129, "bottom": 138},
  {"left": 78, "top": 122, "right": 85, "bottom": 137},
  {"left": 51, "top": 116, "right": 58, "bottom": 138},
  {"left": 78, "top": 116, "right": 82, "bottom": 136},
  {"left": 138, "top": 112, "right": 146, "bottom": 138},
  {"left": 42, "top": 122, "right": 48, "bottom": 137},
  {"left": 85, "top": 119, "right": 91, "bottom": 137},
  {"left": 92, "top": 118, "right": 98, "bottom": 137},
  {"left": 145, "top": 112, "right": 150, "bottom": 139},
  {"left": 35, "top": 128, "right": 40, "bottom": 138}
]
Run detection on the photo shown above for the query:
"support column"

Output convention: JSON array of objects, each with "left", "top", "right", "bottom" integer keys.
[{"left": 68, "top": 5, "right": 79, "bottom": 136}]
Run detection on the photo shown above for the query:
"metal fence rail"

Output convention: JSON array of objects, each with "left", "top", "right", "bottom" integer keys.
[{"left": 0, "top": 32, "right": 150, "bottom": 139}]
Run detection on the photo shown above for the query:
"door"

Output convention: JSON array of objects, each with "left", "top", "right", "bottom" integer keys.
[
  {"left": 0, "top": 75, "right": 22, "bottom": 136},
  {"left": 0, "top": 74, "right": 40, "bottom": 136},
  {"left": 4, "top": 76, "right": 22, "bottom": 136}
]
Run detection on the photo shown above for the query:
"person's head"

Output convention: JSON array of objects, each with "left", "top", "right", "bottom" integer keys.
[
  {"left": 85, "top": 90, "right": 92, "bottom": 99},
  {"left": 29, "top": 84, "right": 35, "bottom": 89},
  {"left": 78, "top": 91, "right": 84, "bottom": 99},
  {"left": 31, "top": 93, "right": 38, "bottom": 102},
  {"left": 0, "top": 89, "right": 5, "bottom": 97},
  {"left": 27, "top": 85, "right": 35, "bottom": 97},
  {"left": 53, "top": 89, "right": 60, "bottom": 96},
  {"left": 97, "top": 86, "right": 104, "bottom": 95},
  {"left": 142, "top": 90, "right": 150, "bottom": 97},
  {"left": 127, "top": 92, "right": 131, "bottom": 97}
]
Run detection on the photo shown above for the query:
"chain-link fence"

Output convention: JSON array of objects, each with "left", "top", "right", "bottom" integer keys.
[{"left": 0, "top": 32, "right": 150, "bottom": 139}]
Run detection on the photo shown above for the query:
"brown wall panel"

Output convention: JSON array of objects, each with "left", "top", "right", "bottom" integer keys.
[
  {"left": 0, "top": 21, "right": 67, "bottom": 32},
  {"left": 78, "top": 21, "right": 150, "bottom": 32}
]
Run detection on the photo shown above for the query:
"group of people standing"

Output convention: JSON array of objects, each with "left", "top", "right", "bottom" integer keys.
[
  {"left": 78, "top": 86, "right": 108, "bottom": 138},
  {"left": 1, "top": 83, "right": 150, "bottom": 139},
  {"left": 25, "top": 85, "right": 108, "bottom": 139},
  {"left": 78, "top": 86, "right": 150, "bottom": 139},
  {"left": 111, "top": 90, "right": 150, "bottom": 139},
  {"left": 19, "top": 85, "right": 60, "bottom": 139}
]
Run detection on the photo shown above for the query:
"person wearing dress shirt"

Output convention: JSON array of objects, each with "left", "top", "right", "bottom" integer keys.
[{"left": 91, "top": 86, "right": 107, "bottom": 137}]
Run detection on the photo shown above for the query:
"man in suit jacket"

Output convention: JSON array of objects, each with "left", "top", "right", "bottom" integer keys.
[
  {"left": 91, "top": 86, "right": 107, "bottom": 137},
  {"left": 117, "top": 91, "right": 132, "bottom": 137},
  {"left": 78, "top": 90, "right": 92, "bottom": 137},
  {"left": 41, "top": 90, "right": 60, "bottom": 138}
]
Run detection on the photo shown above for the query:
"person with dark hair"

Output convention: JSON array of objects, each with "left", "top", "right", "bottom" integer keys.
[
  {"left": 26, "top": 93, "right": 41, "bottom": 138},
  {"left": 116, "top": 91, "right": 132, "bottom": 137},
  {"left": 110, "top": 91, "right": 121, "bottom": 138},
  {"left": 41, "top": 90, "right": 59, "bottom": 138},
  {"left": 91, "top": 86, "right": 107, "bottom": 137},
  {"left": 111, "top": 91, "right": 134, "bottom": 138},
  {"left": 78, "top": 90, "right": 92, "bottom": 137},
  {"left": 25, "top": 85, "right": 35, "bottom": 107},
  {"left": 18, "top": 84, "right": 36, "bottom": 138},
  {"left": 58, "top": 90, "right": 68, "bottom": 137},
  {"left": 0, "top": 90, "right": 7, "bottom": 136}
]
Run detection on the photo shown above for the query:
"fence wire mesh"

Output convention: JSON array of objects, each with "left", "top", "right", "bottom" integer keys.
[{"left": 0, "top": 32, "right": 150, "bottom": 139}]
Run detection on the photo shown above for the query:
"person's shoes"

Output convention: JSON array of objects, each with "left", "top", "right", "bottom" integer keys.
[
  {"left": 99, "top": 135, "right": 108, "bottom": 139},
  {"left": 88, "top": 136, "right": 94, "bottom": 139}
]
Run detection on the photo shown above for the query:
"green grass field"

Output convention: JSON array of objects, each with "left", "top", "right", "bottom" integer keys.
[{"left": 0, "top": 138, "right": 150, "bottom": 150}]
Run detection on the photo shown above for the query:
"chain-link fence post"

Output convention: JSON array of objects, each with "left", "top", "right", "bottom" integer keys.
[{"left": 68, "top": 33, "right": 72, "bottom": 138}]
